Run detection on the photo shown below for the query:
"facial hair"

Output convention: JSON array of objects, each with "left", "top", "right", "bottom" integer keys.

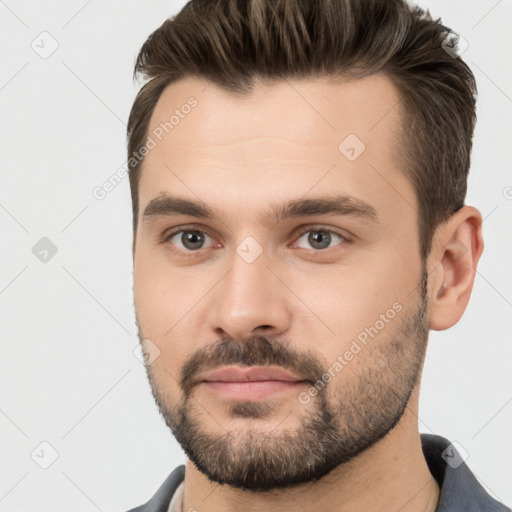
[{"left": 138, "top": 265, "right": 430, "bottom": 492}]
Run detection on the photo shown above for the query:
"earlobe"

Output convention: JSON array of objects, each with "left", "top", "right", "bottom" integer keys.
[{"left": 428, "top": 206, "right": 484, "bottom": 331}]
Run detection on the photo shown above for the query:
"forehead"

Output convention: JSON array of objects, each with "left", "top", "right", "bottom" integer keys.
[
  {"left": 138, "top": 73, "right": 414, "bottom": 225},
  {"left": 144, "top": 73, "right": 402, "bottom": 152}
]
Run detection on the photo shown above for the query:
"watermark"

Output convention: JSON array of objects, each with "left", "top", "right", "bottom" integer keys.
[
  {"left": 92, "top": 160, "right": 131, "bottom": 201},
  {"left": 31, "top": 31, "right": 59, "bottom": 59},
  {"left": 441, "top": 441, "right": 469, "bottom": 469},
  {"left": 236, "top": 236, "right": 263, "bottom": 263},
  {"left": 133, "top": 338, "right": 161, "bottom": 366},
  {"left": 32, "top": 237, "right": 58, "bottom": 263},
  {"left": 298, "top": 301, "right": 403, "bottom": 404},
  {"left": 31, "top": 441, "right": 59, "bottom": 469},
  {"left": 441, "top": 31, "right": 469, "bottom": 58},
  {"left": 150, "top": 96, "right": 198, "bottom": 142},
  {"left": 92, "top": 96, "right": 198, "bottom": 201},
  {"left": 338, "top": 133, "right": 366, "bottom": 162}
]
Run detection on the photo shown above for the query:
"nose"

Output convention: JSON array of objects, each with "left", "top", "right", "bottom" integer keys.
[{"left": 206, "top": 251, "right": 291, "bottom": 341}]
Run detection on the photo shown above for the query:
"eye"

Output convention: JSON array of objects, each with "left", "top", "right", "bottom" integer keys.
[
  {"left": 167, "top": 229, "right": 214, "bottom": 251},
  {"left": 293, "top": 229, "right": 347, "bottom": 250}
]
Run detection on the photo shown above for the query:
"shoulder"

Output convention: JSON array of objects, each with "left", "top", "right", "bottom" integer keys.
[
  {"left": 421, "top": 434, "right": 510, "bottom": 511},
  {"left": 124, "top": 465, "right": 186, "bottom": 512}
]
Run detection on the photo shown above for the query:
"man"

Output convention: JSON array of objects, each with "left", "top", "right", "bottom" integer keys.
[{"left": 125, "top": 0, "right": 509, "bottom": 511}]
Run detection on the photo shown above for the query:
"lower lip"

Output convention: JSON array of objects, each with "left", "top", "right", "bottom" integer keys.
[{"left": 202, "top": 380, "right": 306, "bottom": 400}]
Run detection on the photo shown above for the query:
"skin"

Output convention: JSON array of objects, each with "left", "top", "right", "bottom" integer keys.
[{"left": 132, "top": 74, "right": 484, "bottom": 512}]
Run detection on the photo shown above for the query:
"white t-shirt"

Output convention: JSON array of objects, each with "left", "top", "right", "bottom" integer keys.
[{"left": 167, "top": 480, "right": 184, "bottom": 512}]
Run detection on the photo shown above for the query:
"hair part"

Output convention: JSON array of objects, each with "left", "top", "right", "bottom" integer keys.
[{"left": 127, "top": 0, "right": 477, "bottom": 261}]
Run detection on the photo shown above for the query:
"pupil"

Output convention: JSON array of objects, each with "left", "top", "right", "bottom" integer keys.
[
  {"left": 183, "top": 231, "right": 204, "bottom": 250},
  {"left": 308, "top": 231, "right": 331, "bottom": 249}
]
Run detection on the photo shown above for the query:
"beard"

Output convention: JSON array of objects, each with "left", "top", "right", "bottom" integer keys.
[{"left": 138, "top": 264, "right": 430, "bottom": 492}]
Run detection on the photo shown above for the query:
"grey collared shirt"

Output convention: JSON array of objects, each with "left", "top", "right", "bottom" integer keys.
[{"left": 126, "top": 434, "right": 510, "bottom": 512}]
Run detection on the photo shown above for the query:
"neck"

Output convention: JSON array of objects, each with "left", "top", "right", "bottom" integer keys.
[{"left": 182, "top": 388, "right": 439, "bottom": 512}]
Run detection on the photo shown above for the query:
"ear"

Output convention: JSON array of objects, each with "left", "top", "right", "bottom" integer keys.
[{"left": 427, "top": 206, "right": 484, "bottom": 331}]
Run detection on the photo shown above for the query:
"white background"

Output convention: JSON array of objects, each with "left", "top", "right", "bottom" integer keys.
[{"left": 1, "top": 0, "right": 511, "bottom": 510}]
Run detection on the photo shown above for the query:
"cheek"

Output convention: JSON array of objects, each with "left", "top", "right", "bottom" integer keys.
[
  {"left": 145, "top": 357, "right": 185, "bottom": 409},
  {"left": 286, "top": 252, "right": 415, "bottom": 350},
  {"left": 134, "top": 247, "right": 204, "bottom": 331},
  {"left": 134, "top": 251, "right": 210, "bottom": 380}
]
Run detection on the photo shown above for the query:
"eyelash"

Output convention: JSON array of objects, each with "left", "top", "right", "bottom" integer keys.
[
  {"left": 161, "top": 224, "right": 352, "bottom": 254},
  {"left": 291, "top": 225, "right": 351, "bottom": 251}
]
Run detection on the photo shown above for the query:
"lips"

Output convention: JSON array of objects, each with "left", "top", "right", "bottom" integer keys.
[
  {"left": 199, "top": 366, "right": 304, "bottom": 383},
  {"left": 197, "top": 366, "right": 308, "bottom": 401}
]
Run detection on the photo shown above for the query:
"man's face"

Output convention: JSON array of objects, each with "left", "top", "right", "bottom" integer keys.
[{"left": 133, "top": 75, "right": 430, "bottom": 491}]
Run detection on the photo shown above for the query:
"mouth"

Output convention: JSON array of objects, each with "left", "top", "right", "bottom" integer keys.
[{"left": 197, "top": 366, "right": 309, "bottom": 400}]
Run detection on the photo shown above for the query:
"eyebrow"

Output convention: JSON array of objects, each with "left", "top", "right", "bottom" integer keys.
[{"left": 142, "top": 193, "right": 379, "bottom": 226}]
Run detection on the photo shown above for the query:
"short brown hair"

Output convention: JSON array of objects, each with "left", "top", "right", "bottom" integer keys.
[{"left": 127, "top": 0, "right": 477, "bottom": 260}]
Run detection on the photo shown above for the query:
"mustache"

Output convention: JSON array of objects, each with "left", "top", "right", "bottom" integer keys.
[{"left": 180, "top": 335, "right": 326, "bottom": 396}]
